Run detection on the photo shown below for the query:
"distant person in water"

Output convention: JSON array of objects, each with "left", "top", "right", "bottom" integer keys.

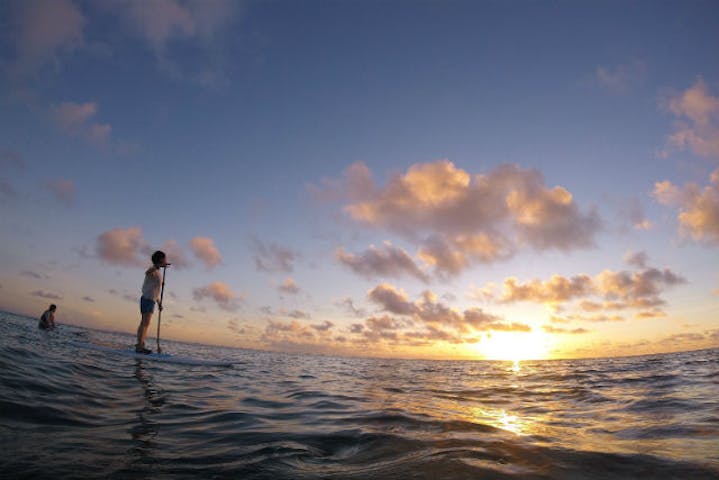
[
  {"left": 39, "top": 304, "right": 57, "bottom": 330},
  {"left": 135, "top": 250, "right": 169, "bottom": 354}
]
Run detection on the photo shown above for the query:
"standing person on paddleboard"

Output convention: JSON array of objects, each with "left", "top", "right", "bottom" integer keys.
[{"left": 135, "top": 250, "right": 169, "bottom": 354}]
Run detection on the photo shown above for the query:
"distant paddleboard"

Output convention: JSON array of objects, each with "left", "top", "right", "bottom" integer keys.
[{"left": 72, "top": 341, "right": 234, "bottom": 367}]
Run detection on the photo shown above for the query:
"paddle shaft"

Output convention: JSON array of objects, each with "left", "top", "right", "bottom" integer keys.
[{"left": 156, "top": 265, "right": 167, "bottom": 353}]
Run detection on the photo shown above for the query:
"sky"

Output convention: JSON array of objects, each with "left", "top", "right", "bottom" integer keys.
[{"left": 1, "top": 0, "right": 718, "bottom": 361}]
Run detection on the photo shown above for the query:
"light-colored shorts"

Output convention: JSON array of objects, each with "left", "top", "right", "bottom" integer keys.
[{"left": 140, "top": 296, "right": 155, "bottom": 314}]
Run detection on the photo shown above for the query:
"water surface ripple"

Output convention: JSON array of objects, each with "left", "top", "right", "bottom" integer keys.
[{"left": 1, "top": 312, "right": 717, "bottom": 479}]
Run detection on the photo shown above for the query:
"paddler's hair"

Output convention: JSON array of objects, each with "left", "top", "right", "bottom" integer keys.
[{"left": 151, "top": 250, "right": 166, "bottom": 266}]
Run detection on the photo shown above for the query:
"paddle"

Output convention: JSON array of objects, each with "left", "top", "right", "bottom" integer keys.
[{"left": 156, "top": 264, "right": 169, "bottom": 353}]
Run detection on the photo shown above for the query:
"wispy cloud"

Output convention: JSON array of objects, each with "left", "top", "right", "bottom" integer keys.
[
  {"left": 595, "top": 61, "right": 646, "bottom": 93},
  {"left": 4, "top": 0, "right": 85, "bottom": 78},
  {"left": 47, "top": 178, "right": 76, "bottom": 205},
  {"left": 50, "top": 101, "right": 111, "bottom": 145},
  {"left": 104, "top": 0, "right": 240, "bottom": 88},
  {"left": 31, "top": 290, "right": 62, "bottom": 300}
]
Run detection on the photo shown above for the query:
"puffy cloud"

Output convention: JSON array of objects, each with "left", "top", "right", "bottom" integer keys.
[
  {"left": 336, "top": 242, "right": 429, "bottom": 283},
  {"left": 192, "top": 281, "right": 241, "bottom": 311},
  {"left": 367, "top": 283, "right": 417, "bottom": 316},
  {"left": 665, "top": 78, "right": 719, "bottom": 158},
  {"left": 277, "top": 277, "right": 300, "bottom": 295},
  {"left": 96, "top": 226, "right": 147, "bottom": 266},
  {"left": 189, "top": 236, "right": 222, "bottom": 269},
  {"left": 251, "top": 237, "right": 298, "bottom": 273},
  {"left": 317, "top": 161, "right": 600, "bottom": 275},
  {"left": 5, "top": 0, "right": 85, "bottom": 77},
  {"left": 50, "top": 101, "right": 111, "bottom": 145},
  {"left": 500, "top": 274, "right": 594, "bottom": 305},
  {"left": 653, "top": 170, "right": 719, "bottom": 245},
  {"left": 47, "top": 178, "right": 75, "bottom": 204}
]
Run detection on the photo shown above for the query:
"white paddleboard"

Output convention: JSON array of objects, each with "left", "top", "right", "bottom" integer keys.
[{"left": 72, "top": 341, "right": 234, "bottom": 367}]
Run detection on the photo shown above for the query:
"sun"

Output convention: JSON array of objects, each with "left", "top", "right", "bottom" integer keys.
[{"left": 478, "top": 330, "right": 552, "bottom": 361}]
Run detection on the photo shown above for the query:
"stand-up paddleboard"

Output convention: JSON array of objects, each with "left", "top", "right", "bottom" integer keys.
[{"left": 71, "top": 341, "right": 234, "bottom": 367}]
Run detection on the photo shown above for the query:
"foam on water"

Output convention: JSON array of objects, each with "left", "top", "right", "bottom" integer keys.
[{"left": 1, "top": 311, "right": 717, "bottom": 479}]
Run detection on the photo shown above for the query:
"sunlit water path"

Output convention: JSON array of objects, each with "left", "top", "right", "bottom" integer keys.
[{"left": 1, "top": 312, "right": 717, "bottom": 479}]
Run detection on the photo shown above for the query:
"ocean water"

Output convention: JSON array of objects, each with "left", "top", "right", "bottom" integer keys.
[{"left": 1, "top": 312, "right": 717, "bottom": 480}]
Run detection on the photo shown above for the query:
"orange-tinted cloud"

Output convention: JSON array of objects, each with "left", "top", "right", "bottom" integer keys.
[
  {"left": 318, "top": 161, "right": 600, "bottom": 275},
  {"left": 653, "top": 169, "right": 719, "bottom": 245},
  {"left": 192, "top": 281, "right": 241, "bottom": 311},
  {"left": 189, "top": 236, "right": 222, "bottom": 270},
  {"left": 96, "top": 226, "right": 147, "bottom": 266},
  {"left": 542, "top": 325, "right": 590, "bottom": 334},
  {"left": 665, "top": 78, "right": 719, "bottom": 158},
  {"left": 337, "top": 242, "right": 429, "bottom": 283},
  {"left": 278, "top": 277, "right": 300, "bottom": 295},
  {"left": 492, "top": 253, "right": 685, "bottom": 319}
]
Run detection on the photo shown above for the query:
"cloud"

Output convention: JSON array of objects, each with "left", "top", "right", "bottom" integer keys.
[
  {"left": 96, "top": 226, "right": 147, "bottom": 266},
  {"left": 104, "top": 0, "right": 239, "bottom": 88},
  {"left": 337, "top": 242, "right": 429, "bottom": 283},
  {"left": 159, "top": 239, "right": 190, "bottom": 269},
  {"left": 21, "top": 270, "right": 44, "bottom": 279},
  {"left": 499, "top": 274, "right": 594, "bottom": 305},
  {"left": 50, "top": 101, "right": 111, "bottom": 145},
  {"left": 31, "top": 290, "right": 62, "bottom": 300},
  {"left": 278, "top": 277, "right": 300, "bottom": 295},
  {"left": 5, "top": 0, "right": 85, "bottom": 78},
  {"left": 311, "top": 320, "right": 334, "bottom": 332},
  {"left": 251, "top": 237, "right": 299, "bottom": 273},
  {"left": 595, "top": 61, "right": 646, "bottom": 93},
  {"left": 316, "top": 161, "right": 600, "bottom": 276},
  {"left": 491, "top": 254, "right": 685, "bottom": 319},
  {"left": 47, "top": 178, "right": 75, "bottom": 204},
  {"left": 189, "top": 236, "right": 222, "bottom": 269},
  {"left": 367, "top": 283, "right": 417, "bottom": 316},
  {"left": 83, "top": 296, "right": 94, "bottom": 302},
  {"left": 366, "top": 282, "right": 530, "bottom": 337},
  {"left": 336, "top": 297, "right": 367, "bottom": 318},
  {"left": 653, "top": 169, "right": 719, "bottom": 245},
  {"left": 664, "top": 78, "right": 719, "bottom": 158},
  {"left": 542, "top": 325, "right": 590, "bottom": 334},
  {"left": 192, "top": 281, "right": 241, "bottom": 311}
]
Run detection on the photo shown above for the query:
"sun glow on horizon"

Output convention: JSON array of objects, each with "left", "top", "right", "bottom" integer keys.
[{"left": 477, "top": 330, "right": 553, "bottom": 361}]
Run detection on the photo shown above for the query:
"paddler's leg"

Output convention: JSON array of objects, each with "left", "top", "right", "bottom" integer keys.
[{"left": 136, "top": 297, "right": 154, "bottom": 353}]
